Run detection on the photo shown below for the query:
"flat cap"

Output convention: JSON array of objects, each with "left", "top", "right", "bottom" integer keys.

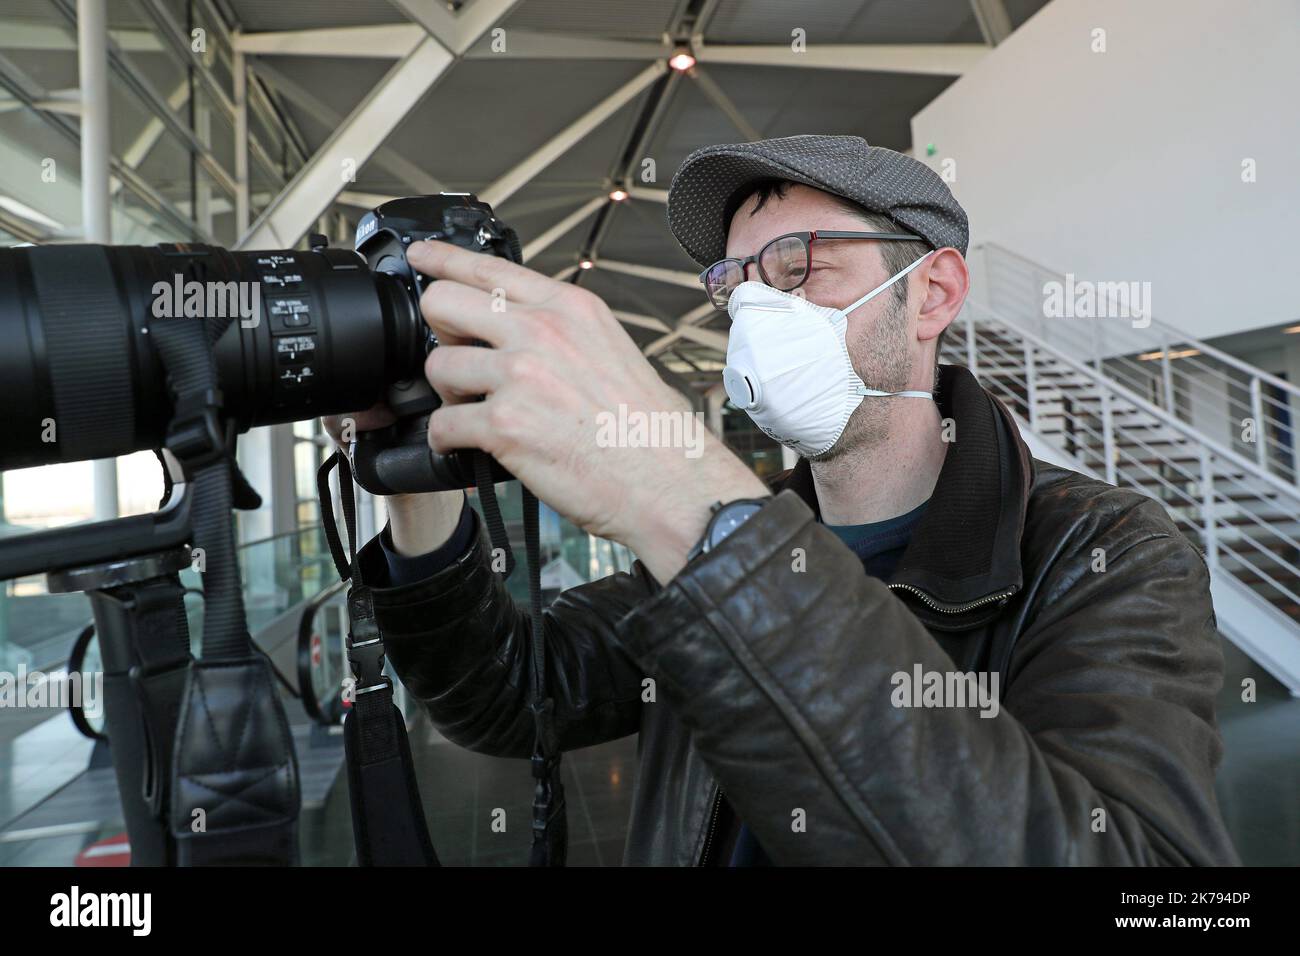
[{"left": 666, "top": 134, "right": 968, "bottom": 266}]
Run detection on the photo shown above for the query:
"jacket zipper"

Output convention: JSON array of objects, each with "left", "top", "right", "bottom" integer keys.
[
  {"left": 697, "top": 787, "right": 723, "bottom": 866},
  {"left": 887, "top": 582, "right": 1017, "bottom": 615}
]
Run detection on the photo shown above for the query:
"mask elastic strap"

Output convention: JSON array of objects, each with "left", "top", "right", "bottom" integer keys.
[
  {"left": 855, "top": 387, "right": 934, "bottom": 400},
  {"left": 844, "top": 250, "right": 934, "bottom": 315}
]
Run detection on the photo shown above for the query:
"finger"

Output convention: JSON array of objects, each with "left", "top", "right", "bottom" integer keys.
[
  {"left": 419, "top": 278, "right": 513, "bottom": 347},
  {"left": 424, "top": 345, "right": 508, "bottom": 400},
  {"left": 323, "top": 404, "right": 395, "bottom": 442},
  {"left": 425, "top": 400, "right": 493, "bottom": 455},
  {"left": 407, "top": 238, "right": 557, "bottom": 304}
]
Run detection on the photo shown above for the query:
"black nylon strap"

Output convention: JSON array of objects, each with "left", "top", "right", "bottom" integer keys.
[
  {"left": 318, "top": 450, "right": 438, "bottom": 866},
  {"left": 149, "top": 317, "right": 248, "bottom": 660},
  {"left": 151, "top": 307, "right": 299, "bottom": 866},
  {"left": 522, "top": 485, "right": 566, "bottom": 866},
  {"left": 474, "top": 451, "right": 516, "bottom": 579}
]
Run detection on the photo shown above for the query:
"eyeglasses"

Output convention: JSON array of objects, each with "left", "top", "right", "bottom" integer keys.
[{"left": 699, "top": 230, "right": 924, "bottom": 310}]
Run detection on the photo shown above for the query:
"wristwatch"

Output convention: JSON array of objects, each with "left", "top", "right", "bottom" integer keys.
[{"left": 685, "top": 497, "right": 771, "bottom": 564}]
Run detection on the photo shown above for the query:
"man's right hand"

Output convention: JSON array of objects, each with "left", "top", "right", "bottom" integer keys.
[{"left": 321, "top": 404, "right": 465, "bottom": 559}]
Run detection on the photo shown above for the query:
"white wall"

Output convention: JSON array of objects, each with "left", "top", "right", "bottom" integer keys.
[{"left": 912, "top": 0, "right": 1300, "bottom": 340}]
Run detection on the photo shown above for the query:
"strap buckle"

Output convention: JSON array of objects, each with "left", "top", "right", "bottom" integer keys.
[
  {"left": 347, "top": 635, "right": 389, "bottom": 692},
  {"left": 165, "top": 387, "right": 230, "bottom": 470}
]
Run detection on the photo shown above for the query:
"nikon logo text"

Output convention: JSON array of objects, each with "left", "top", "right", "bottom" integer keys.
[
  {"left": 50, "top": 886, "right": 151, "bottom": 936},
  {"left": 151, "top": 274, "right": 261, "bottom": 328}
]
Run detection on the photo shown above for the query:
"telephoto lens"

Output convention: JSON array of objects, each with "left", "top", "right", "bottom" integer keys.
[{"left": 0, "top": 239, "right": 422, "bottom": 472}]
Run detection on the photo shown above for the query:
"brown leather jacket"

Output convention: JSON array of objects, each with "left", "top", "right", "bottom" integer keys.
[{"left": 357, "top": 364, "right": 1240, "bottom": 865}]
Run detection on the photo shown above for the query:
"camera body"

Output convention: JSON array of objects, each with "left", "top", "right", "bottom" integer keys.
[{"left": 350, "top": 193, "right": 521, "bottom": 494}]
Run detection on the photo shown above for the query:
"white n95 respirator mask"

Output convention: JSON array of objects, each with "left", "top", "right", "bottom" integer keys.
[{"left": 722, "top": 252, "right": 934, "bottom": 458}]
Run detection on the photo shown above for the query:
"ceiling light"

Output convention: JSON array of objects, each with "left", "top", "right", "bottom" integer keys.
[
  {"left": 1137, "top": 348, "right": 1201, "bottom": 361},
  {"left": 668, "top": 51, "right": 696, "bottom": 72},
  {"left": 579, "top": 258, "right": 595, "bottom": 270},
  {"left": 608, "top": 188, "right": 629, "bottom": 202}
]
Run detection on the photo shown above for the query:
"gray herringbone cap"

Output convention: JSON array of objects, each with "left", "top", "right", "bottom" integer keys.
[{"left": 666, "top": 133, "right": 969, "bottom": 266}]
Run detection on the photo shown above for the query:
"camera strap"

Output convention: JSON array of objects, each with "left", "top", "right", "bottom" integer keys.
[
  {"left": 150, "top": 314, "right": 301, "bottom": 866},
  {"left": 319, "top": 448, "right": 567, "bottom": 866},
  {"left": 472, "top": 455, "right": 567, "bottom": 867},
  {"left": 319, "top": 450, "right": 439, "bottom": 866}
]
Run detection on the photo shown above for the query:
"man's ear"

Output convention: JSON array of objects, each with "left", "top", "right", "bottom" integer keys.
[{"left": 914, "top": 248, "right": 969, "bottom": 343}]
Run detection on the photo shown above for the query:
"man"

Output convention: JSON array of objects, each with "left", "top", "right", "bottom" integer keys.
[{"left": 328, "top": 134, "right": 1239, "bottom": 865}]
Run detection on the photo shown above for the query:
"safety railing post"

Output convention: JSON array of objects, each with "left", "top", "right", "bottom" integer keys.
[
  {"left": 1250, "top": 376, "right": 1268, "bottom": 472},
  {"left": 1160, "top": 335, "right": 1175, "bottom": 413},
  {"left": 1199, "top": 446, "right": 1219, "bottom": 572},
  {"left": 1024, "top": 340, "right": 1038, "bottom": 429},
  {"left": 1100, "top": 387, "right": 1117, "bottom": 485}
]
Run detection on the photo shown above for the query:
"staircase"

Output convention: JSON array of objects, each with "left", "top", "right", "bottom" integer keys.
[{"left": 946, "top": 243, "right": 1300, "bottom": 694}]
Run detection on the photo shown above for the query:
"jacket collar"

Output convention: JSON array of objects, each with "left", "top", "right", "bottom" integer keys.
[{"left": 774, "top": 364, "right": 1034, "bottom": 627}]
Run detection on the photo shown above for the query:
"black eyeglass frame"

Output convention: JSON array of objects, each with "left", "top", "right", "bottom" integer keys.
[{"left": 698, "top": 229, "right": 925, "bottom": 309}]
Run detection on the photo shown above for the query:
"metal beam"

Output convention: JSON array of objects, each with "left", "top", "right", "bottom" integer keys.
[
  {"left": 250, "top": 60, "right": 443, "bottom": 195},
  {"left": 628, "top": 186, "right": 669, "bottom": 203},
  {"left": 612, "top": 310, "right": 671, "bottom": 333},
  {"left": 238, "top": 37, "right": 455, "bottom": 249},
  {"left": 78, "top": 0, "right": 118, "bottom": 522},
  {"left": 0, "top": 51, "right": 213, "bottom": 242},
  {"left": 612, "top": 311, "right": 729, "bottom": 355},
  {"left": 235, "top": 24, "right": 423, "bottom": 58},
  {"left": 132, "top": 0, "right": 236, "bottom": 116},
  {"left": 0, "top": 21, "right": 161, "bottom": 52},
  {"left": 77, "top": 0, "right": 110, "bottom": 244},
  {"left": 970, "top": 0, "right": 1014, "bottom": 45},
  {"left": 480, "top": 61, "right": 668, "bottom": 208},
  {"left": 644, "top": 303, "right": 720, "bottom": 356},
  {"left": 232, "top": 25, "right": 670, "bottom": 61},
  {"left": 338, "top": 190, "right": 400, "bottom": 210},
  {"left": 464, "top": 31, "right": 671, "bottom": 60},
  {"left": 117, "top": 80, "right": 187, "bottom": 178},
  {"left": 521, "top": 196, "right": 606, "bottom": 261},
  {"left": 0, "top": 203, "right": 51, "bottom": 244},
  {"left": 391, "top": 0, "right": 523, "bottom": 55},
  {"left": 596, "top": 259, "right": 702, "bottom": 290},
  {"left": 694, "top": 41, "right": 988, "bottom": 76},
  {"left": 52, "top": 0, "right": 237, "bottom": 198},
  {"left": 689, "top": 66, "right": 760, "bottom": 141},
  {"left": 233, "top": 44, "right": 249, "bottom": 235}
]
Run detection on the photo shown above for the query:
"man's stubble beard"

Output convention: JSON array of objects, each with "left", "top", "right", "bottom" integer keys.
[{"left": 807, "top": 293, "right": 914, "bottom": 466}]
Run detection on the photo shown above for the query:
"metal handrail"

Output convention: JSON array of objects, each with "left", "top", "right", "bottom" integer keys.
[
  {"left": 296, "top": 578, "right": 348, "bottom": 726},
  {"left": 236, "top": 523, "right": 323, "bottom": 552},
  {"left": 953, "top": 302, "right": 1300, "bottom": 654},
  {"left": 979, "top": 241, "right": 1300, "bottom": 400},
  {"left": 962, "top": 301, "right": 1300, "bottom": 506}
]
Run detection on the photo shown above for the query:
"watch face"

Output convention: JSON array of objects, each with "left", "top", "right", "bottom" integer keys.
[{"left": 708, "top": 500, "right": 766, "bottom": 549}]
